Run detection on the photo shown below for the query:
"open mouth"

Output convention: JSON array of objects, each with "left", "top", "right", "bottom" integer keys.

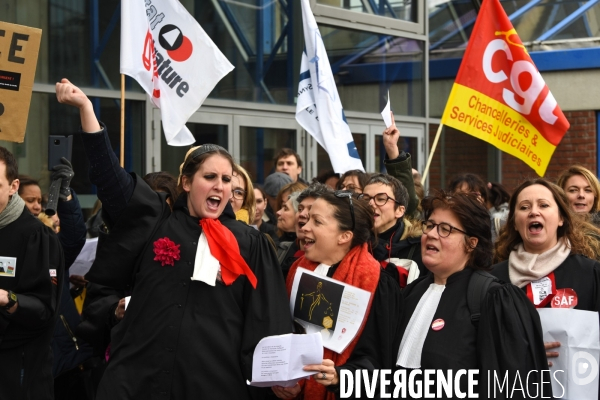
[
  {"left": 304, "top": 238, "right": 315, "bottom": 250},
  {"left": 206, "top": 196, "right": 222, "bottom": 211},
  {"left": 528, "top": 221, "right": 543, "bottom": 233},
  {"left": 424, "top": 243, "right": 439, "bottom": 253}
]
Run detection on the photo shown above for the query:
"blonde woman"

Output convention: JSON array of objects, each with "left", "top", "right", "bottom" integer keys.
[
  {"left": 557, "top": 165, "right": 600, "bottom": 227},
  {"left": 230, "top": 165, "right": 256, "bottom": 224}
]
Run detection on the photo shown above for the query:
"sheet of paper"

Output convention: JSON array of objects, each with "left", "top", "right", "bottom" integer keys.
[
  {"left": 124, "top": 296, "right": 131, "bottom": 310},
  {"left": 250, "top": 333, "right": 323, "bottom": 387},
  {"left": 538, "top": 308, "right": 600, "bottom": 400},
  {"left": 69, "top": 237, "right": 98, "bottom": 277},
  {"left": 289, "top": 268, "right": 371, "bottom": 354},
  {"left": 381, "top": 91, "right": 392, "bottom": 128}
]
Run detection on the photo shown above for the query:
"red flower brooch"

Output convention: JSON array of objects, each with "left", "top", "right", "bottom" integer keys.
[{"left": 153, "top": 237, "right": 181, "bottom": 266}]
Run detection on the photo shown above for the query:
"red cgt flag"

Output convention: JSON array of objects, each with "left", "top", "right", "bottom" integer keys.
[{"left": 440, "top": 0, "right": 570, "bottom": 176}]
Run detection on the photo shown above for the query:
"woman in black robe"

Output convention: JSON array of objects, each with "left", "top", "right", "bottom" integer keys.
[
  {"left": 492, "top": 179, "right": 600, "bottom": 367},
  {"left": 394, "top": 191, "right": 549, "bottom": 399},
  {"left": 56, "top": 79, "right": 292, "bottom": 399}
]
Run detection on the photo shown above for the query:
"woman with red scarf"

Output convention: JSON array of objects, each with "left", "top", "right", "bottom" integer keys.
[
  {"left": 272, "top": 189, "right": 403, "bottom": 400},
  {"left": 55, "top": 79, "right": 292, "bottom": 399}
]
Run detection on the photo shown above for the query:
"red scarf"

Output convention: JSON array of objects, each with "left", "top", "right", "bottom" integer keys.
[
  {"left": 285, "top": 243, "right": 380, "bottom": 400},
  {"left": 199, "top": 219, "right": 257, "bottom": 288}
]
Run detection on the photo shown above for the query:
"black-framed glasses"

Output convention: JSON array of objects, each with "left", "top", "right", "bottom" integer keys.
[
  {"left": 334, "top": 190, "right": 355, "bottom": 231},
  {"left": 232, "top": 189, "right": 246, "bottom": 200},
  {"left": 421, "top": 220, "right": 468, "bottom": 238},
  {"left": 358, "top": 193, "right": 401, "bottom": 207}
]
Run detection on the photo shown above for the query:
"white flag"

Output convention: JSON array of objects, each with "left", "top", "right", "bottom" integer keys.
[
  {"left": 295, "top": 0, "right": 364, "bottom": 173},
  {"left": 121, "top": 0, "right": 234, "bottom": 146}
]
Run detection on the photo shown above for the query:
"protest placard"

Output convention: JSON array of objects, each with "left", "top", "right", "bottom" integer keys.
[{"left": 0, "top": 21, "right": 42, "bottom": 143}]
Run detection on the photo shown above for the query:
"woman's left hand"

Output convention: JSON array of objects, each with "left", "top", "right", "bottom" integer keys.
[{"left": 304, "top": 359, "right": 338, "bottom": 386}]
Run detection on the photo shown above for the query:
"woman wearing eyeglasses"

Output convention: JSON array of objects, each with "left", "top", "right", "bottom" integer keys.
[
  {"left": 273, "top": 189, "right": 403, "bottom": 400},
  {"left": 359, "top": 173, "right": 426, "bottom": 287},
  {"left": 230, "top": 165, "right": 255, "bottom": 225},
  {"left": 393, "top": 191, "right": 548, "bottom": 398}
]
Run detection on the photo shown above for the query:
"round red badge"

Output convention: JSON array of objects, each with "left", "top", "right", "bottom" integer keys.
[
  {"left": 431, "top": 319, "right": 445, "bottom": 331},
  {"left": 551, "top": 288, "right": 578, "bottom": 309}
]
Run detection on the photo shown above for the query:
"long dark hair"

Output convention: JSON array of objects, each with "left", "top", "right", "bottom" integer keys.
[
  {"left": 177, "top": 145, "right": 234, "bottom": 195},
  {"left": 422, "top": 190, "right": 493, "bottom": 269},
  {"left": 448, "top": 173, "right": 489, "bottom": 205}
]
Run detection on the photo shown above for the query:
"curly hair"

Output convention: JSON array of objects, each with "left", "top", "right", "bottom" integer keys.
[
  {"left": 494, "top": 179, "right": 600, "bottom": 262},
  {"left": 556, "top": 165, "right": 600, "bottom": 214},
  {"left": 422, "top": 190, "right": 493, "bottom": 270}
]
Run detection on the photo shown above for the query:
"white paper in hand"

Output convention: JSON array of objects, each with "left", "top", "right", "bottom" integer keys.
[
  {"left": 381, "top": 91, "right": 392, "bottom": 128},
  {"left": 538, "top": 308, "right": 600, "bottom": 399},
  {"left": 250, "top": 333, "right": 323, "bottom": 388}
]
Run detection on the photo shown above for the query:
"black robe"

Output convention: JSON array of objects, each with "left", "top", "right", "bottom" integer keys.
[
  {"left": 396, "top": 268, "right": 549, "bottom": 399},
  {"left": 85, "top": 179, "right": 293, "bottom": 399},
  {"left": 492, "top": 254, "right": 600, "bottom": 312},
  {"left": 0, "top": 207, "right": 64, "bottom": 400}
]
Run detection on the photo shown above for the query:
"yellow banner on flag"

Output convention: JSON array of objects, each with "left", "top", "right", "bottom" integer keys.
[
  {"left": 433, "top": 0, "right": 570, "bottom": 177},
  {"left": 441, "top": 83, "right": 556, "bottom": 176}
]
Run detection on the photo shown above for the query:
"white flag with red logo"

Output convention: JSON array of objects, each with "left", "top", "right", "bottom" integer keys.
[{"left": 120, "top": 0, "right": 234, "bottom": 146}]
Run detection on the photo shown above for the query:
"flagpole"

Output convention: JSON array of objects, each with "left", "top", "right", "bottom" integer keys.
[
  {"left": 120, "top": 74, "right": 125, "bottom": 168},
  {"left": 421, "top": 123, "right": 443, "bottom": 185}
]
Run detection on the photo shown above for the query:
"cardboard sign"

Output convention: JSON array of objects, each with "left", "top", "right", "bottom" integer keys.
[{"left": 0, "top": 21, "right": 42, "bottom": 143}]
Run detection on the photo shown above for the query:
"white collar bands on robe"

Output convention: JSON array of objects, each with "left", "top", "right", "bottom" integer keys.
[
  {"left": 397, "top": 283, "right": 446, "bottom": 368},
  {"left": 191, "top": 232, "right": 220, "bottom": 285},
  {"left": 314, "top": 263, "right": 331, "bottom": 276}
]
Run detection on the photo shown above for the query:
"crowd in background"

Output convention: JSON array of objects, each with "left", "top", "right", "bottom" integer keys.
[{"left": 1, "top": 79, "right": 600, "bottom": 400}]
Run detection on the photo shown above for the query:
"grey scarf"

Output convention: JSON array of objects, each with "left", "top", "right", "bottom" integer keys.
[{"left": 0, "top": 195, "right": 25, "bottom": 229}]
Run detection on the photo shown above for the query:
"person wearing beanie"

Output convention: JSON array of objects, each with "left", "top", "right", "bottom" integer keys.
[{"left": 262, "top": 172, "right": 293, "bottom": 226}]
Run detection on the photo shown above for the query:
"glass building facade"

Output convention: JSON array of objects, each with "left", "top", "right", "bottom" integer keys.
[{"left": 1, "top": 0, "right": 598, "bottom": 209}]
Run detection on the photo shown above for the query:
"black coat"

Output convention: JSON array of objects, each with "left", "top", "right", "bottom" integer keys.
[
  {"left": 0, "top": 207, "right": 64, "bottom": 400},
  {"left": 86, "top": 178, "right": 293, "bottom": 400},
  {"left": 492, "top": 254, "right": 600, "bottom": 312},
  {"left": 372, "top": 219, "right": 426, "bottom": 282},
  {"left": 396, "top": 268, "right": 550, "bottom": 399}
]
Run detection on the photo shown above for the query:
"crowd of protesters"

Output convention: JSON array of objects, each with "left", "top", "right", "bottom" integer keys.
[{"left": 0, "top": 78, "right": 599, "bottom": 400}]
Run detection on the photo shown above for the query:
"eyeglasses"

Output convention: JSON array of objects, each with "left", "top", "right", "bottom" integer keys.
[
  {"left": 421, "top": 220, "right": 468, "bottom": 238},
  {"left": 340, "top": 184, "right": 362, "bottom": 193},
  {"left": 358, "top": 193, "right": 401, "bottom": 207},
  {"left": 334, "top": 190, "right": 355, "bottom": 231},
  {"left": 232, "top": 189, "right": 246, "bottom": 200}
]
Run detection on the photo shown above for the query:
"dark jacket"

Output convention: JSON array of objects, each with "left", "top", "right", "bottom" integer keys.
[
  {"left": 397, "top": 268, "right": 550, "bottom": 399},
  {"left": 0, "top": 207, "right": 64, "bottom": 400},
  {"left": 492, "top": 253, "right": 600, "bottom": 312},
  {"left": 384, "top": 152, "right": 418, "bottom": 218},
  {"left": 372, "top": 218, "right": 426, "bottom": 285},
  {"left": 80, "top": 125, "right": 292, "bottom": 399},
  {"left": 52, "top": 189, "right": 93, "bottom": 377}
]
